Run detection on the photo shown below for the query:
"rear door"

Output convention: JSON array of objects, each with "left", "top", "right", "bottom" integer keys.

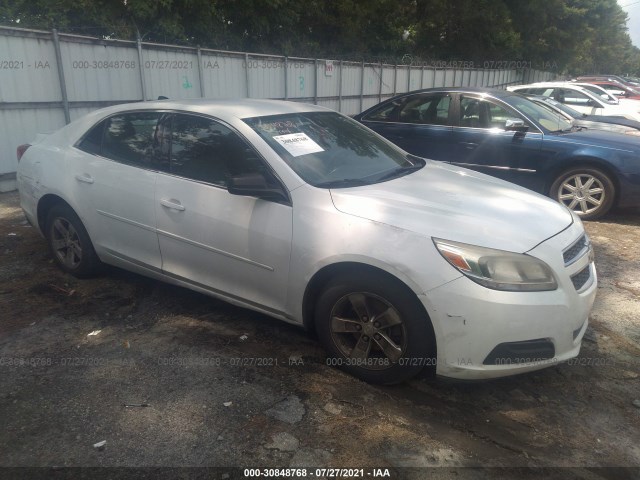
[
  {"left": 359, "top": 93, "right": 455, "bottom": 160},
  {"left": 70, "top": 111, "right": 164, "bottom": 269}
]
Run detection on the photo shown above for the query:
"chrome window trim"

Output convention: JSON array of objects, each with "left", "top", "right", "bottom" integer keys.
[
  {"left": 72, "top": 108, "right": 292, "bottom": 205},
  {"left": 451, "top": 162, "right": 537, "bottom": 173}
]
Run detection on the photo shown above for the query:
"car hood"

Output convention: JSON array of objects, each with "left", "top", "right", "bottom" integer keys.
[
  {"left": 330, "top": 161, "right": 573, "bottom": 253},
  {"left": 548, "top": 129, "right": 640, "bottom": 151},
  {"left": 583, "top": 114, "right": 640, "bottom": 130}
]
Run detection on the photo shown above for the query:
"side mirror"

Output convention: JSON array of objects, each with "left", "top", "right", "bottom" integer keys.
[
  {"left": 227, "top": 172, "right": 289, "bottom": 203},
  {"left": 504, "top": 118, "right": 528, "bottom": 132}
]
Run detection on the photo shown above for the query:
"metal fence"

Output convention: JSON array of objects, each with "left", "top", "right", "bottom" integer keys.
[{"left": 0, "top": 26, "right": 555, "bottom": 191}]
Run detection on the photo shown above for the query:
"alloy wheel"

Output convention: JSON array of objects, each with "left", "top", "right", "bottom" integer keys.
[
  {"left": 557, "top": 173, "right": 605, "bottom": 216},
  {"left": 329, "top": 292, "right": 407, "bottom": 370},
  {"left": 51, "top": 217, "right": 83, "bottom": 269}
]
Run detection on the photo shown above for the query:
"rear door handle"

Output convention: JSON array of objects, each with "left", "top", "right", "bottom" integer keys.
[
  {"left": 160, "top": 199, "right": 186, "bottom": 211},
  {"left": 75, "top": 173, "right": 94, "bottom": 184},
  {"left": 460, "top": 142, "right": 478, "bottom": 150}
]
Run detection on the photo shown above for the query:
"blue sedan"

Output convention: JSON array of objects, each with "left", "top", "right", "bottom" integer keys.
[{"left": 354, "top": 87, "right": 640, "bottom": 219}]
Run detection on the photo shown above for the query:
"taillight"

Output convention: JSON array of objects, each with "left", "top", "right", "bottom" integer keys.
[{"left": 17, "top": 144, "right": 31, "bottom": 162}]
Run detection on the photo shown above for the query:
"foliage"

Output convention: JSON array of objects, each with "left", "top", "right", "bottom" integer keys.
[{"left": 1, "top": 0, "right": 638, "bottom": 75}]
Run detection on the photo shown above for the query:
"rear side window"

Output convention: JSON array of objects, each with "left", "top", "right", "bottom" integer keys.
[
  {"left": 170, "top": 114, "right": 266, "bottom": 187},
  {"left": 77, "top": 122, "right": 104, "bottom": 155},
  {"left": 101, "top": 112, "right": 163, "bottom": 168},
  {"left": 362, "top": 98, "right": 408, "bottom": 122},
  {"left": 397, "top": 94, "right": 451, "bottom": 125}
]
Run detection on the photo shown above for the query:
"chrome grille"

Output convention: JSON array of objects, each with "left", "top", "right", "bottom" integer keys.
[
  {"left": 563, "top": 234, "right": 588, "bottom": 266},
  {"left": 571, "top": 265, "right": 591, "bottom": 291}
]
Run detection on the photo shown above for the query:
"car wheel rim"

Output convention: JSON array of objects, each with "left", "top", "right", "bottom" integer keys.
[
  {"left": 557, "top": 174, "right": 605, "bottom": 215},
  {"left": 329, "top": 292, "right": 407, "bottom": 370},
  {"left": 51, "top": 218, "right": 82, "bottom": 269}
]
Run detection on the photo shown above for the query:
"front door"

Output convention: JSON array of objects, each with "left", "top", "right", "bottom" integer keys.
[
  {"left": 155, "top": 113, "right": 293, "bottom": 313},
  {"left": 451, "top": 94, "right": 543, "bottom": 190}
]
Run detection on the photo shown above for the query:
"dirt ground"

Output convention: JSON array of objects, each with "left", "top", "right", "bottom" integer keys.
[{"left": 0, "top": 190, "right": 639, "bottom": 479}]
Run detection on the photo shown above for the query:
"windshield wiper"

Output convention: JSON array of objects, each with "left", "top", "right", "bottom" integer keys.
[
  {"left": 374, "top": 162, "right": 425, "bottom": 182},
  {"left": 315, "top": 178, "right": 371, "bottom": 188}
]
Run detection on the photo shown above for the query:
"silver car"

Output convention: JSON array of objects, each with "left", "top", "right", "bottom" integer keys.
[{"left": 16, "top": 99, "right": 597, "bottom": 383}]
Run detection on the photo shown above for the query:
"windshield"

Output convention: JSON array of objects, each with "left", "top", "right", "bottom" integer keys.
[
  {"left": 244, "top": 112, "right": 424, "bottom": 188},
  {"left": 507, "top": 95, "right": 573, "bottom": 132},
  {"left": 533, "top": 97, "right": 583, "bottom": 119}
]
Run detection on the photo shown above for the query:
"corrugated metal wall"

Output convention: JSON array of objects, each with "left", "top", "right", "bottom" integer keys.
[{"left": 0, "top": 26, "right": 555, "bottom": 190}]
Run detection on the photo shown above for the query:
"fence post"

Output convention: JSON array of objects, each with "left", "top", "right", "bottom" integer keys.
[
  {"left": 393, "top": 64, "right": 397, "bottom": 95},
  {"left": 284, "top": 57, "right": 288, "bottom": 100},
  {"left": 420, "top": 63, "right": 425, "bottom": 89},
  {"left": 407, "top": 65, "right": 411, "bottom": 92},
  {"left": 360, "top": 60, "right": 365, "bottom": 112},
  {"left": 136, "top": 34, "right": 147, "bottom": 101},
  {"left": 378, "top": 62, "right": 383, "bottom": 103},
  {"left": 314, "top": 58, "right": 319, "bottom": 105},
  {"left": 338, "top": 60, "right": 343, "bottom": 113},
  {"left": 245, "top": 53, "right": 250, "bottom": 97},
  {"left": 196, "top": 47, "right": 205, "bottom": 97},
  {"left": 52, "top": 29, "right": 70, "bottom": 124}
]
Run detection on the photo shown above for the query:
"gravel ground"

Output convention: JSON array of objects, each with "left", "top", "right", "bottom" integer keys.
[{"left": 0, "top": 191, "right": 639, "bottom": 479}]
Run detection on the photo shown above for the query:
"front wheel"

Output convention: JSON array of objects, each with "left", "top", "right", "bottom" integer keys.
[
  {"left": 315, "top": 273, "right": 435, "bottom": 384},
  {"left": 550, "top": 167, "right": 615, "bottom": 220}
]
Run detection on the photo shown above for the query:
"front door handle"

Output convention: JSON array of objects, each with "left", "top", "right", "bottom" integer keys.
[
  {"left": 75, "top": 173, "right": 94, "bottom": 184},
  {"left": 160, "top": 199, "right": 186, "bottom": 211}
]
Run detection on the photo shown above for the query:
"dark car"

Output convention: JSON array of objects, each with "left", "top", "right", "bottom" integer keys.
[{"left": 354, "top": 87, "right": 640, "bottom": 219}]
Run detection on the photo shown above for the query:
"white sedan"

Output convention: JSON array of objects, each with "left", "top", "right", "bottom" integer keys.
[
  {"left": 508, "top": 82, "right": 640, "bottom": 120},
  {"left": 16, "top": 99, "right": 596, "bottom": 383}
]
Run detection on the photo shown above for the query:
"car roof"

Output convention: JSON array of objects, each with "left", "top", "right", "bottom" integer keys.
[
  {"left": 381, "top": 87, "right": 523, "bottom": 99},
  {"left": 512, "top": 82, "right": 589, "bottom": 89},
  {"left": 91, "top": 98, "right": 331, "bottom": 121}
]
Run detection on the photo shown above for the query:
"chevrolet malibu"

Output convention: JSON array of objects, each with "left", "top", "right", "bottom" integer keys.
[{"left": 16, "top": 99, "right": 596, "bottom": 383}]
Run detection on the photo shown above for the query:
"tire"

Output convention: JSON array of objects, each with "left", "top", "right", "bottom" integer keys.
[
  {"left": 549, "top": 167, "right": 615, "bottom": 220},
  {"left": 315, "top": 272, "right": 435, "bottom": 384},
  {"left": 45, "top": 204, "right": 101, "bottom": 277}
]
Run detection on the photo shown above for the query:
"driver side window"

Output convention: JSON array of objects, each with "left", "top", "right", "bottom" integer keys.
[
  {"left": 170, "top": 114, "right": 267, "bottom": 187},
  {"left": 459, "top": 96, "right": 525, "bottom": 129},
  {"left": 397, "top": 94, "right": 451, "bottom": 125},
  {"left": 559, "top": 89, "right": 593, "bottom": 106}
]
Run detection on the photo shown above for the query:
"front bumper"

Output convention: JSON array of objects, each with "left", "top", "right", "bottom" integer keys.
[{"left": 421, "top": 221, "right": 597, "bottom": 380}]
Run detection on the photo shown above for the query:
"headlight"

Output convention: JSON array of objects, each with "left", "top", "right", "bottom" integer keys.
[{"left": 433, "top": 238, "right": 558, "bottom": 292}]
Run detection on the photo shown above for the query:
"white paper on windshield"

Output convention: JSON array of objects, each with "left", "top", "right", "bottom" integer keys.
[{"left": 273, "top": 133, "right": 324, "bottom": 157}]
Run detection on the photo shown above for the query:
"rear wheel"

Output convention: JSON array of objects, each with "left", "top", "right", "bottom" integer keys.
[
  {"left": 45, "top": 204, "right": 101, "bottom": 277},
  {"left": 550, "top": 167, "right": 615, "bottom": 220},
  {"left": 315, "top": 273, "right": 435, "bottom": 384}
]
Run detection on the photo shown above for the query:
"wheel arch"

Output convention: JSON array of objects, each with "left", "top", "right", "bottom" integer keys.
[
  {"left": 37, "top": 194, "right": 76, "bottom": 232},
  {"left": 302, "top": 262, "right": 436, "bottom": 347}
]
